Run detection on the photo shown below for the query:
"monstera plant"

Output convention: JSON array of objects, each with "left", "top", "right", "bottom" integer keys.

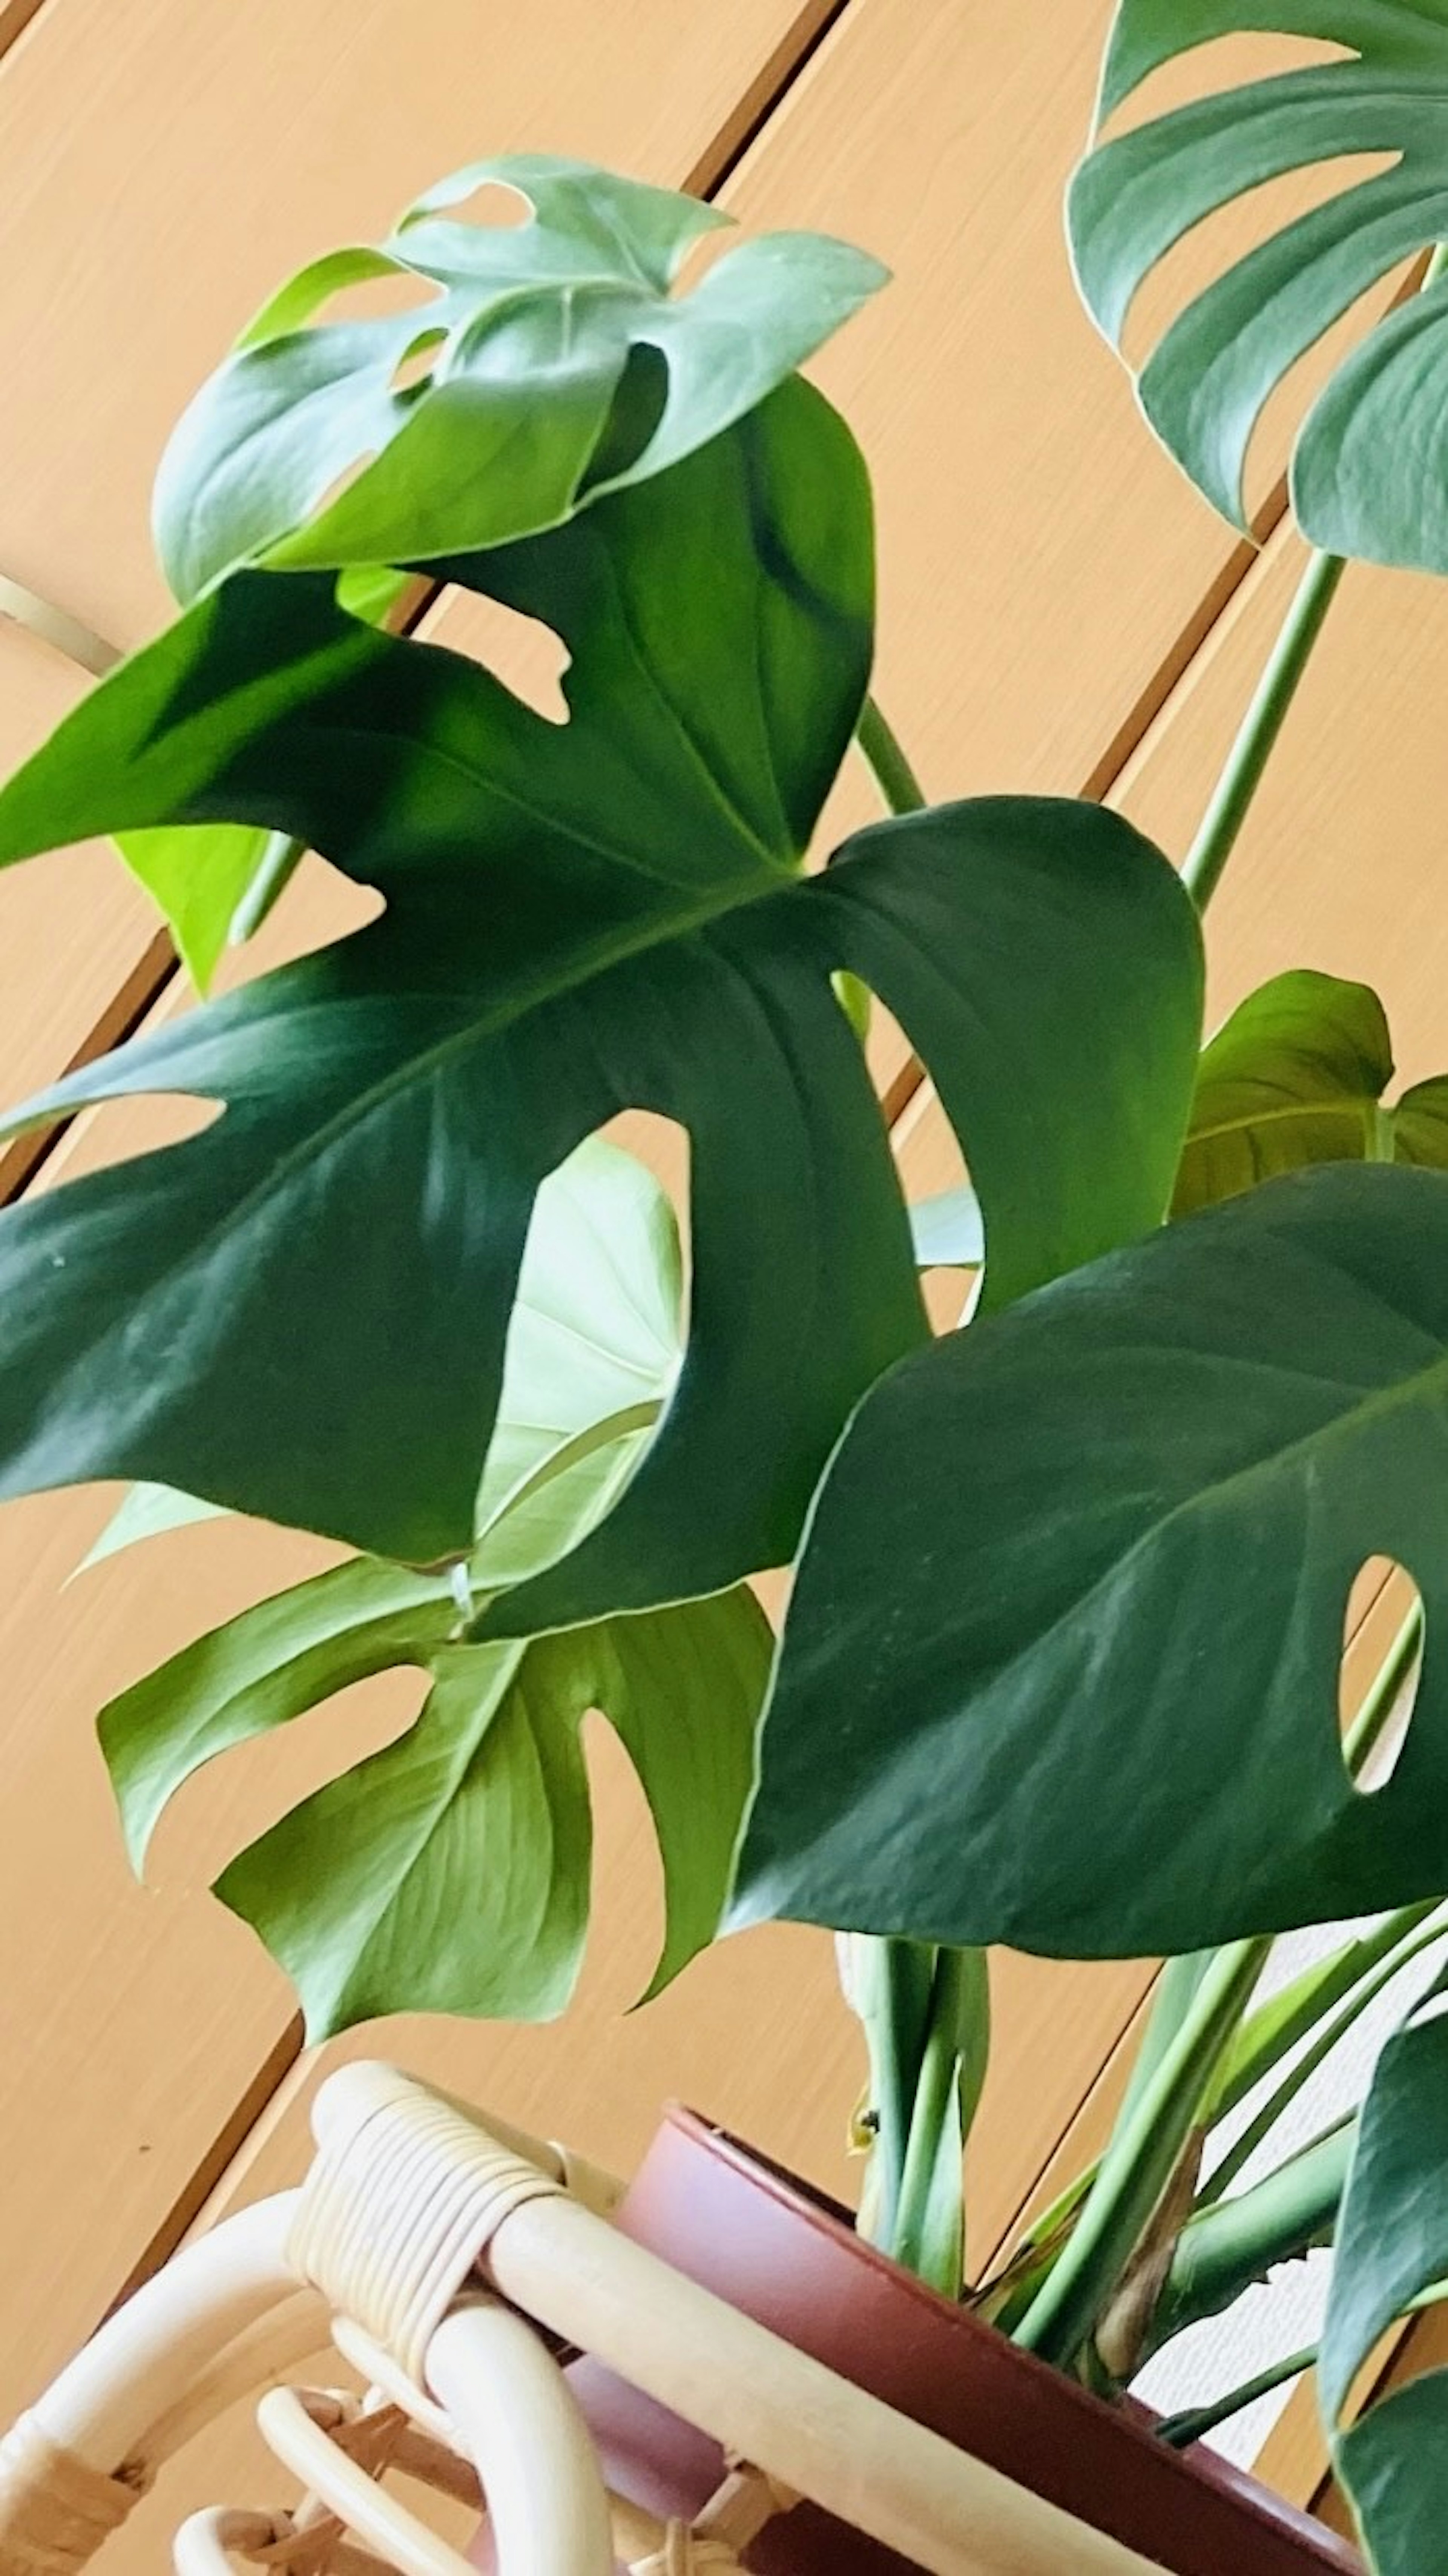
[{"left": 10, "top": 9, "right": 1448, "bottom": 2567}]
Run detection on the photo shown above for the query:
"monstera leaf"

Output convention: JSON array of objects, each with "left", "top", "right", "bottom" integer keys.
[
  {"left": 1174, "top": 969, "right": 1448, "bottom": 1213},
  {"left": 0, "top": 382, "right": 1203, "bottom": 1626},
  {"left": 733, "top": 1161, "right": 1448, "bottom": 1959},
  {"left": 104, "top": 1533, "right": 768, "bottom": 2037},
  {"left": 95, "top": 1129, "right": 760, "bottom": 2035},
  {"left": 1071, "top": 2, "right": 1448, "bottom": 568},
  {"left": 154, "top": 153, "right": 887, "bottom": 603},
  {"left": 1321, "top": 1987, "right": 1448, "bottom": 2575}
]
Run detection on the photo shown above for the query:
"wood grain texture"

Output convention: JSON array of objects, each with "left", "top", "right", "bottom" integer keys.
[{"left": 4, "top": 0, "right": 1439, "bottom": 2540}]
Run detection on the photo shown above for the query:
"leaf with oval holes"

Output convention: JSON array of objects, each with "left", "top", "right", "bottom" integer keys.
[
  {"left": 0, "top": 382, "right": 1203, "bottom": 1619},
  {"left": 153, "top": 152, "right": 888, "bottom": 604},
  {"left": 1173, "top": 969, "right": 1448, "bottom": 1215},
  {"left": 732, "top": 1161, "right": 1448, "bottom": 1960},
  {"left": 1070, "top": 3, "right": 1448, "bottom": 568},
  {"left": 1321, "top": 1982, "right": 1448, "bottom": 2575}
]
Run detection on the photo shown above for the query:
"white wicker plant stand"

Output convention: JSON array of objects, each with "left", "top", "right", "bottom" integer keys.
[{"left": 0, "top": 2063, "right": 1161, "bottom": 2576}]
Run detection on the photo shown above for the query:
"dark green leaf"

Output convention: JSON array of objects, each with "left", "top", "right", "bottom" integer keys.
[
  {"left": 1071, "top": 2, "right": 1448, "bottom": 568},
  {"left": 155, "top": 153, "right": 887, "bottom": 602},
  {"left": 113, "top": 571, "right": 413, "bottom": 984},
  {"left": 81, "top": 1132, "right": 681, "bottom": 1577},
  {"left": 734, "top": 1162, "right": 1448, "bottom": 1957},
  {"left": 0, "top": 385, "right": 1201, "bottom": 1621},
  {"left": 1322, "top": 1988, "right": 1448, "bottom": 2574}
]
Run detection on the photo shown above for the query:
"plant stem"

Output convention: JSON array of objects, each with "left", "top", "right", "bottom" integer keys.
[
  {"left": 1181, "top": 239, "right": 1448, "bottom": 914},
  {"left": 1149, "top": 2117, "right": 1353, "bottom": 2355},
  {"left": 892, "top": 1944, "right": 990, "bottom": 2293},
  {"left": 229, "top": 830, "right": 306, "bottom": 946},
  {"left": 1012, "top": 1939, "right": 1269, "bottom": 2370},
  {"left": 1343, "top": 1595, "right": 1423, "bottom": 1776},
  {"left": 1201, "top": 1907, "right": 1445, "bottom": 2205},
  {"left": 857, "top": 694, "right": 927, "bottom": 814},
  {"left": 1180, "top": 547, "right": 1347, "bottom": 913},
  {"left": 1156, "top": 2344, "right": 1318, "bottom": 2451}
]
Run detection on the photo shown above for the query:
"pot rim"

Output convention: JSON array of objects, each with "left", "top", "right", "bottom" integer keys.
[{"left": 655, "top": 2102, "right": 1361, "bottom": 2573}]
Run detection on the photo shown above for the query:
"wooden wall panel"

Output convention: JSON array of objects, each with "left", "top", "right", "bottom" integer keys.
[{"left": 4, "top": 0, "right": 1437, "bottom": 2546}]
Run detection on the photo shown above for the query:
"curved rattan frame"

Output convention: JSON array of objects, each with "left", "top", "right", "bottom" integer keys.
[{"left": 0, "top": 2062, "right": 1162, "bottom": 2576}]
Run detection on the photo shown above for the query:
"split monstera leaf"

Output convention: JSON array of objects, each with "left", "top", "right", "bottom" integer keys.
[
  {"left": 94, "top": 1137, "right": 772, "bottom": 2038},
  {"left": 1071, "top": 0, "right": 1448, "bottom": 569},
  {"left": 0, "top": 375, "right": 1205, "bottom": 1627}
]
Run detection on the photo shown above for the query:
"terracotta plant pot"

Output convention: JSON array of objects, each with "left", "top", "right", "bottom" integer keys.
[{"left": 561, "top": 2107, "right": 1363, "bottom": 2575}]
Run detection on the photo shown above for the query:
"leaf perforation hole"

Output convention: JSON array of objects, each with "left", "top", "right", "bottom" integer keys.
[
  {"left": 1100, "top": 34, "right": 1352, "bottom": 145},
  {"left": 601, "top": 1110, "right": 690, "bottom": 1284},
  {"left": 173, "top": 1663, "right": 429, "bottom": 1884},
  {"left": 389, "top": 328, "right": 448, "bottom": 397},
  {"left": 895, "top": 1079, "right": 978, "bottom": 1331},
  {"left": 306, "top": 449, "right": 379, "bottom": 523},
  {"left": 431, "top": 590, "right": 572, "bottom": 726},
  {"left": 418, "top": 178, "right": 532, "bottom": 235},
  {"left": 310, "top": 269, "right": 446, "bottom": 327},
  {"left": 577, "top": 342, "right": 670, "bottom": 496},
  {"left": 57, "top": 1089, "right": 223, "bottom": 1182},
  {"left": 1341, "top": 1559, "right": 1423, "bottom": 1796},
  {"left": 574, "top": 1710, "right": 667, "bottom": 2003}
]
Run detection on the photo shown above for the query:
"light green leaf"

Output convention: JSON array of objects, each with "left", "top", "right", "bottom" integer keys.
[
  {"left": 1322, "top": 1986, "right": 1448, "bottom": 2574},
  {"left": 154, "top": 153, "right": 887, "bottom": 602},
  {"left": 113, "top": 822, "right": 273, "bottom": 989},
  {"left": 102, "top": 1557, "right": 771, "bottom": 2036},
  {"left": 79, "top": 1480, "right": 227, "bottom": 1574},
  {"left": 1173, "top": 970, "right": 1448, "bottom": 1214},
  {"left": 0, "top": 380, "right": 1202, "bottom": 1627},
  {"left": 734, "top": 1162, "right": 1448, "bottom": 1957},
  {"left": 1071, "top": 2, "right": 1448, "bottom": 569}
]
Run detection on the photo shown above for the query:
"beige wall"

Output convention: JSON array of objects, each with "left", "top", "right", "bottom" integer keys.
[{"left": 0, "top": 0, "right": 1438, "bottom": 2538}]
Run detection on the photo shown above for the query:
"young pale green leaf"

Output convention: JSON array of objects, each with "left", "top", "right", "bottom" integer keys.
[
  {"left": 79, "top": 1481, "right": 226, "bottom": 1575},
  {"left": 1322, "top": 1988, "right": 1448, "bottom": 2575},
  {"left": 154, "top": 153, "right": 887, "bottom": 602},
  {"left": 0, "top": 384, "right": 1202, "bottom": 1622},
  {"left": 103, "top": 1561, "right": 770, "bottom": 2036},
  {"left": 1173, "top": 970, "right": 1448, "bottom": 1214},
  {"left": 80, "top": 1134, "right": 680, "bottom": 1578},
  {"left": 734, "top": 1162, "right": 1448, "bottom": 1958},
  {"left": 113, "top": 823, "right": 274, "bottom": 989},
  {"left": 1071, "top": 3, "right": 1448, "bottom": 569}
]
